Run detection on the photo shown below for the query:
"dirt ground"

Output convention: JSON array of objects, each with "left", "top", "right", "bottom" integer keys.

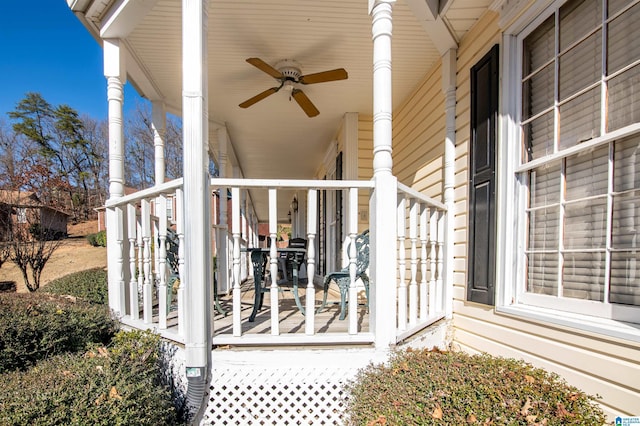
[{"left": 0, "top": 220, "right": 107, "bottom": 293}]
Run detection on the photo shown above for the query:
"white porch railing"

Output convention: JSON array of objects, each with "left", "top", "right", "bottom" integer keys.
[
  {"left": 104, "top": 177, "right": 448, "bottom": 347},
  {"left": 395, "top": 183, "right": 447, "bottom": 343}
]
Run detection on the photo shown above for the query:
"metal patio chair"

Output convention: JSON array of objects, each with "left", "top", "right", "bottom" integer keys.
[{"left": 317, "top": 229, "right": 369, "bottom": 320}]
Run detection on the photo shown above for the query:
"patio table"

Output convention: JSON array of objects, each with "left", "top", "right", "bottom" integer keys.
[{"left": 244, "top": 247, "right": 307, "bottom": 322}]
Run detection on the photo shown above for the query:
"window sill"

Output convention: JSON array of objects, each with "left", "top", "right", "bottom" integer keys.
[{"left": 496, "top": 304, "right": 640, "bottom": 344}]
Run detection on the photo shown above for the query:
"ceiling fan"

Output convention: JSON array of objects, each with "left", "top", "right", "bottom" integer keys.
[{"left": 239, "top": 57, "right": 348, "bottom": 117}]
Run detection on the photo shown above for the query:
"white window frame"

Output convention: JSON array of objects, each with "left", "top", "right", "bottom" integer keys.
[
  {"left": 496, "top": 0, "right": 640, "bottom": 342},
  {"left": 16, "top": 208, "right": 27, "bottom": 224}
]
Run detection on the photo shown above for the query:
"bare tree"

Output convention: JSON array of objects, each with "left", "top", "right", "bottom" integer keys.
[
  {"left": 8, "top": 216, "right": 64, "bottom": 292},
  {"left": 0, "top": 119, "right": 19, "bottom": 189},
  {"left": 0, "top": 242, "right": 9, "bottom": 270},
  {"left": 125, "top": 102, "right": 184, "bottom": 188},
  {"left": 80, "top": 116, "right": 109, "bottom": 208},
  {"left": 165, "top": 113, "right": 183, "bottom": 180},
  {"left": 0, "top": 190, "right": 64, "bottom": 292}
]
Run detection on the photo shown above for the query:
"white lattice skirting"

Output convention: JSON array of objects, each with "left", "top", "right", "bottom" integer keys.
[{"left": 201, "top": 348, "right": 388, "bottom": 425}]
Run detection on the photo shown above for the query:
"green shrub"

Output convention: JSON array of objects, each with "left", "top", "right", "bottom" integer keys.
[
  {"left": 0, "top": 292, "right": 118, "bottom": 373},
  {"left": 42, "top": 268, "right": 108, "bottom": 304},
  {"left": 86, "top": 230, "right": 107, "bottom": 247},
  {"left": 345, "top": 349, "right": 606, "bottom": 425},
  {"left": 0, "top": 330, "right": 180, "bottom": 425}
]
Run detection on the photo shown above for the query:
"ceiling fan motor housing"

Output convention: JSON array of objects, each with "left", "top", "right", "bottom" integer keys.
[{"left": 275, "top": 59, "right": 302, "bottom": 81}]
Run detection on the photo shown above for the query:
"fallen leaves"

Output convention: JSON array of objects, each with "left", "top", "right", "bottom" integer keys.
[
  {"left": 366, "top": 415, "right": 387, "bottom": 425},
  {"left": 109, "top": 386, "right": 122, "bottom": 400},
  {"left": 555, "top": 402, "right": 574, "bottom": 418},
  {"left": 94, "top": 386, "right": 123, "bottom": 406},
  {"left": 431, "top": 404, "right": 443, "bottom": 419}
]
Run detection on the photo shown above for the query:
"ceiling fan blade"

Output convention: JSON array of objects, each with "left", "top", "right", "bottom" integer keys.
[
  {"left": 239, "top": 87, "right": 279, "bottom": 108},
  {"left": 299, "top": 68, "right": 348, "bottom": 85},
  {"left": 292, "top": 89, "right": 320, "bottom": 117},
  {"left": 246, "top": 57, "right": 283, "bottom": 79}
]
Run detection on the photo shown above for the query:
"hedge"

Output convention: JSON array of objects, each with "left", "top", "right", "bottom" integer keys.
[
  {"left": 0, "top": 292, "right": 118, "bottom": 373},
  {"left": 0, "top": 330, "right": 180, "bottom": 425},
  {"left": 345, "top": 348, "right": 606, "bottom": 425},
  {"left": 41, "top": 267, "right": 108, "bottom": 305}
]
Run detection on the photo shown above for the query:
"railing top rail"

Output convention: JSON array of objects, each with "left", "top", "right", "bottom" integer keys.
[
  {"left": 210, "top": 177, "right": 375, "bottom": 190},
  {"left": 105, "top": 178, "right": 184, "bottom": 208},
  {"left": 397, "top": 182, "right": 447, "bottom": 211}
]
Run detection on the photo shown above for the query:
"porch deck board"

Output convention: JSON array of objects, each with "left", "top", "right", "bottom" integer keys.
[{"left": 212, "top": 278, "right": 370, "bottom": 335}]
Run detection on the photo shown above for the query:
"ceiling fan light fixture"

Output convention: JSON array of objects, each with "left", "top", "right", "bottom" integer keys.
[{"left": 283, "top": 81, "right": 294, "bottom": 93}]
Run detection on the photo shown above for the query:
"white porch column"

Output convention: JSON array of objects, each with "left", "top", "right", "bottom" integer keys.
[
  {"left": 104, "top": 39, "right": 128, "bottom": 316},
  {"left": 217, "top": 127, "right": 230, "bottom": 294},
  {"left": 442, "top": 49, "right": 457, "bottom": 319},
  {"left": 182, "top": 0, "right": 211, "bottom": 389},
  {"left": 369, "top": 0, "right": 398, "bottom": 350},
  {"left": 152, "top": 101, "right": 167, "bottom": 184},
  {"left": 152, "top": 101, "right": 168, "bottom": 327}
]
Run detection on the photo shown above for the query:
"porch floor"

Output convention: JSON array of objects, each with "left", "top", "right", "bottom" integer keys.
[{"left": 212, "top": 278, "right": 371, "bottom": 335}]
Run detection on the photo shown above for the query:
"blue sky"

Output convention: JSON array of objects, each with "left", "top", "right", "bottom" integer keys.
[{"left": 0, "top": 1, "right": 142, "bottom": 121}]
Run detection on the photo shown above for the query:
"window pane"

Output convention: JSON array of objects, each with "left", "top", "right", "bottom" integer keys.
[
  {"left": 528, "top": 206, "right": 559, "bottom": 250},
  {"left": 563, "top": 251, "right": 605, "bottom": 301},
  {"left": 523, "top": 15, "right": 555, "bottom": 74},
  {"left": 610, "top": 251, "right": 640, "bottom": 306},
  {"left": 612, "top": 191, "right": 639, "bottom": 248},
  {"left": 559, "top": 30, "right": 601, "bottom": 101},
  {"left": 565, "top": 145, "right": 608, "bottom": 200},
  {"left": 527, "top": 253, "right": 558, "bottom": 295},
  {"left": 524, "top": 111, "right": 554, "bottom": 161},
  {"left": 607, "top": 2, "right": 640, "bottom": 75},
  {"left": 608, "top": 64, "right": 640, "bottom": 132},
  {"left": 559, "top": 87, "right": 600, "bottom": 149},
  {"left": 560, "top": 0, "right": 602, "bottom": 50},
  {"left": 614, "top": 135, "right": 640, "bottom": 192},
  {"left": 564, "top": 198, "right": 608, "bottom": 249},
  {"left": 530, "top": 162, "right": 560, "bottom": 207},
  {"left": 523, "top": 63, "right": 554, "bottom": 120}
]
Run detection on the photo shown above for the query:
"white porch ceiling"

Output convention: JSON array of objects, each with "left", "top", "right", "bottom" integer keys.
[{"left": 73, "top": 0, "right": 492, "bottom": 220}]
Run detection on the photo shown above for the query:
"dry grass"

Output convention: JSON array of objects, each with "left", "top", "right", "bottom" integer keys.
[{"left": 0, "top": 220, "right": 107, "bottom": 293}]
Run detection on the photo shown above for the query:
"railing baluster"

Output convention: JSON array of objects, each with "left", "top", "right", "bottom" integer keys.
[
  {"left": 232, "top": 187, "right": 242, "bottom": 337},
  {"left": 153, "top": 214, "right": 160, "bottom": 292},
  {"left": 127, "top": 203, "right": 138, "bottom": 320},
  {"left": 419, "top": 204, "right": 428, "bottom": 321},
  {"left": 268, "top": 189, "right": 280, "bottom": 335},
  {"left": 157, "top": 195, "right": 168, "bottom": 329},
  {"left": 141, "top": 199, "right": 152, "bottom": 323},
  {"left": 429, "top": 208, "right": 438, "bottom": 317},
  {"left": 409, "top": 198, "right": 419, "bottom": 326},
  {"left": 305, "top": 189, "right": 318, "bottom": 335},
  {"left": 176, "top": 188, "right": 185, "bottom": 335},
  {"left": 136, "top": 217, "right": 144, "bottom": 317},
  {"left": 396, "top": 194, "right": 407, "bottom": 331},
  {"left": 348, "top": 187, "right": 359, "bottom": 334},
  {"left": 436, "top": 210, "right": 445, "bottom": 313}
]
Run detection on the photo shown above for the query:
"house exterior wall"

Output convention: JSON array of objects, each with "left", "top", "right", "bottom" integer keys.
[
  {"left": 40, "top": 208, "right": 68, "bottom": 236},
  {"left": 392, "top": 9, "right": 639, "bottom": 419},
  {"left": 358, "top": 115, "right": 373, "bottom": 232}
]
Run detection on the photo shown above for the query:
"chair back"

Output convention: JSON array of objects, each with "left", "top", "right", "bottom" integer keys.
[
  {"left": 165, "top": 228, "right": 180, "bottom": 274},
  {"left": 287, "top": 237, "right": 307, "bottom": 264},
  {"left": 352, "top": 230, "right": 369, "bottom": 275}
]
